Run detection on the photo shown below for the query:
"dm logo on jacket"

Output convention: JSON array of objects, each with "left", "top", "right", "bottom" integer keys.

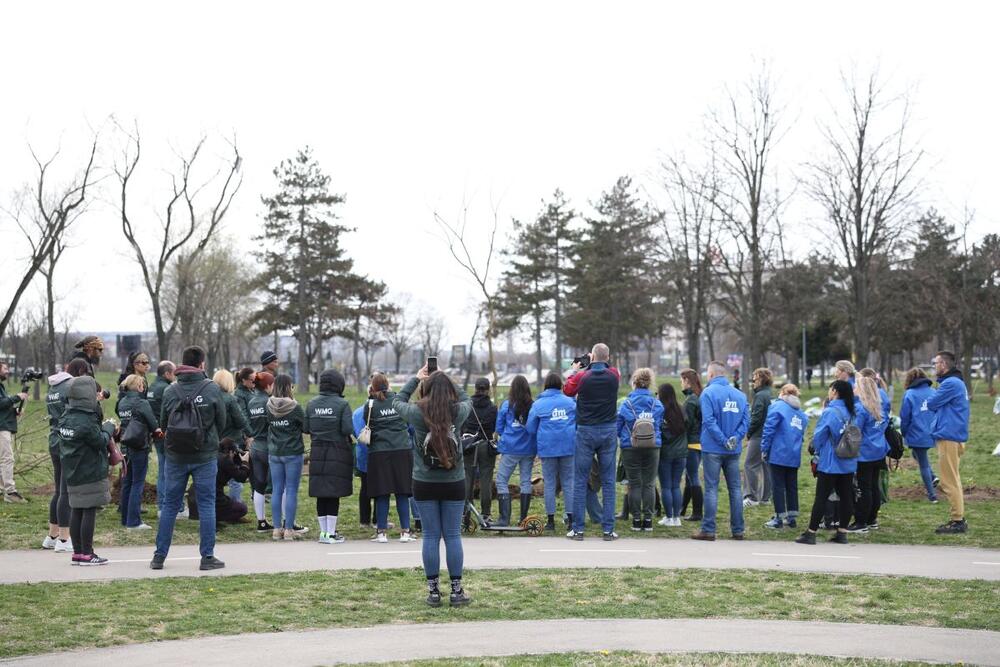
[
  {"left": 723, "top": 400, "right": 740, "bottom": 413},
  {"left": 550, "top": 408, "right": 569, "bottom": 421},
  {"left": 920, "top": 400, "right": 929, "bottom": 412},
  {"left": 790, "top": 415, "right": 804, "bottom": 431}
]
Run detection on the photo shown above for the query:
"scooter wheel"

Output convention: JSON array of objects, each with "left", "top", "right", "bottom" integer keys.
[
  {"left": 523, "top": 516, "right": 544, "bottom": 537},
  {"left": 463, "top": 518, "right": 479, "bottom": 535}
]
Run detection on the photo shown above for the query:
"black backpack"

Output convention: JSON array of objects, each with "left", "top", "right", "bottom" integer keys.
[
  {"left": 885, "top": 421, "right": 905, "bottom": 460},
  {"left": 165, "top": 380, "right": 212, "bottom": 455}
]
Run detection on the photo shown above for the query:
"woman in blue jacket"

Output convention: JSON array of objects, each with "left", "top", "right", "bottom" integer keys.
[
  {"left": 526, "top": 372, "right": 576, "bottom": 533},
  {"left": 493, "top": 375, "right": 536, "bottom": 527},
  {"left": 848, "top": 376, "right": 888, "bottom": 533},
  {"left": 796, "top": 380, "right": 859, "bottom": 545},
  {"left": 617, "top": 368, "right": 665, "bottom": 532},
  {"left": 900, "top": 368, "right": 938, "bottom": 503},
  {"left": 761, "top": 384, "right": 807, "bottom": 529}
]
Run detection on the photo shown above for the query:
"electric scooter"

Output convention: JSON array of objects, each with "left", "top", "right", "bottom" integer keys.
[{"left": 462, "top": 500, "right": 544, "bottom": 536}]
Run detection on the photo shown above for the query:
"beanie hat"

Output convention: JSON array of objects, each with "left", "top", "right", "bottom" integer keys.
[
  {"left": 260, "top": 350, "right": 278, "bottom": 366},
  {"left": 319, "top": 369, "right": 346, "bottom": 396},
  {"left": 254, "top": 371, "right": 275, "bottom": 391},
  {"left": 67, "top": 376, "right": 98, "bottom": 411},
  {"left": 474, "top": 377, "right": 491, "bottom": 393}
]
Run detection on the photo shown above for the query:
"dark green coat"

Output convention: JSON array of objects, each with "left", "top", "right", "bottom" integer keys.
[
  {"left": 392, "top": 377, "right": 471, "bottom": 484},
  {"left": 58, "top": 407, "right": 111, "bottom": 487},
  {"left": 305, "top": 392, "right": 354, "bottom": 498},
  {"left": 147, "top": 376, "right": 172, "bottom": 423},
  {"left": 660, "top": 421, "right": 689, "bottom": 460},
  {"left": 159, "top": 370, "right": 227, "bottom": 464},
  {"left": 683, "top": 390, "right": 701, "bottom": 449},
  {"left": 247, "top": 391, "right": 270, "bottom": 453},
  {"left": 234, "top": 384, "right": 255, "bottom": 423},
  {"left": 747, "top": 386, "right": 773, "bottom": 440},
  {"left": 116, "top": 390, "right": 159, "bottom": 451},
  {"left": 0, "top": 382, "right": 18, "bottom": 433},
  {"left": 220, "top": 391, "right": 251, "bottom": 444},
  {"left": 363, "top": 393, "right": 411, "bottom": 453},
  {"left": 46, "top": 376, "right": 73, "bottom": 451},
  {"left": 267, "top": 401, "right": 306, "bottom": 457}
]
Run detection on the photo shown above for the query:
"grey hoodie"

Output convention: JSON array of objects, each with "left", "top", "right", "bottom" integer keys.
[
  {"left": 780, "top": 394, "right": 801, "bottom": 410},
  {"left": 266, "top": 396, "right": 298, "bottom": 418}
]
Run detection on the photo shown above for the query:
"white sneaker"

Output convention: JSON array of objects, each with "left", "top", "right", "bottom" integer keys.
[
  {"left": 318, "top": 533, "right": 334, "bottom": 545},
  {"left": 673, "top": 517, "right": 683, "bottom": 527},
  {"left": 399, "top": 530, "right": 418, "bottom": 542},
  {"left": 126, "top": 523, "right": 153, "bottom": 531},
  {"left": 54, "top": 538, "right": 73, "bottom": 553},
  {"left": 742, "top": 497, "right": 759, "bottom": 508},
  {"left": 657, "top": 517, "right": 670, "bottom": 527},
  {"left": 177, "top": 507, "right": 189, "bottom": 519},
  {"left": 370, "top": 532, "right": 388, "bottom": 543},
  {"left": 328, "top": 532, "right": 346, "bottom": 544},
  {"left": 42, "top": 535, "right": 58, "bottom": 550}
]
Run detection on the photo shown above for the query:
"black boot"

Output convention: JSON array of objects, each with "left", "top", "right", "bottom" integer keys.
[
  {"left": 495, "top": 495, "right": 512, "bottom": 527},
  {"left": 617, "top": 494, "right": 630, "bottom": 521},
  {"left": 680, "top": 485, "right": 692, "bottom": 516},
  {"left": 519, "top": 493, "right": 532, "bottom": 524},
  {"left": 545, "top": 514, "right": 555, "bottom": 533},
  {"left": 685, "top": 487, "right": 704, "bottom": 522},
  {"left": 426, "top": 576, "right": 442, "bottom": 607},
  {"left": 565, "top": 513, "right": 573, "bottom": 528},
  {"left": 654, "top": 490, "right": 663, "bottom": 517}
]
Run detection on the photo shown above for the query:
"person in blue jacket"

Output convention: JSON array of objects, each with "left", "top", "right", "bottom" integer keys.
[
  {"left": 353, "top": 403, "right": 374, "bottom": 529},
  {"left": 617, "top": 368, "right": 664, "bottom": 532},
  {"left": 527, "top": 372, "right": 577, "bottom": 533},
  {"left": 926, "top": 351, "right": 970, "bottom": 534},
  {"left": 493, "top": 375, "right": 536, "bottom": 527},
  {"left": 848, "top": 376, "right": 888, "bottom": 533},
  {"left": 796, "top": 380, "right": 859, "bottom": 545},
  {"left": 692, "top": 361, "right": 749, "bottom": 541},
  {"left": 900, "top": 368, "right": 938, "bottom": 503},
  {"left": 761, "top": 383, "right": 807, "bottom": 529}
]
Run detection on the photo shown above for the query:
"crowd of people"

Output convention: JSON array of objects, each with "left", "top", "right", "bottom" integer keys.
[{"left": 0, "top": 337, "right": 973, "bottom": 606}]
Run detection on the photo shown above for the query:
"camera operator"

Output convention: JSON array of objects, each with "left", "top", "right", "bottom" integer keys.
[
  {"left": 0, "top": 362, "right": 30, "bottom": 503},
  {"left": 187, "top": 438, "right": 251, "bottom": 526}
]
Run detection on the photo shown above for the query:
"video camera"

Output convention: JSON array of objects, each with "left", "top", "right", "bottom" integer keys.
[
  {"left": 15, "top": 367, "right": 44, "bottom": 415},
  {"left": 572, "top": 353, "right": 591, "bottom": 368}
]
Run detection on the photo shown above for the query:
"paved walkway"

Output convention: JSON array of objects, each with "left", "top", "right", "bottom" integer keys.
[
  {"left": 2, "top": 536, "right": 998, "bottom": 584},
  {"left": 6, "top": 618, "right": 1000, "bottom": 666}
]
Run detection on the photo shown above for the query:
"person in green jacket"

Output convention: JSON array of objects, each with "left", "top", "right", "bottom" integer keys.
[
  {"left": 679, "top": 369, "right": 704, "bottom": 522},
  {"left": 267, "top": 374, "right": 308, "bottom": 541},
  {"left": 42, "top": 362, "right": 82, "bottom": 551},
  {"left": 148, "top": 361, "right": 175, "bottom": 517},
  {"left": 247, "top": 372, "right": 274, "bottom": 532},
  {"left": 117, "top": 374, "right": 160, "bottom": 530},
  {"left": 0, "top": 361, "right": 29, "bottom": 503},
  {"left": 365, "top": 372, "right": 416, "bottom": 543},
  {"left": 213, "top": 369, "right": 252, "bottom": 506},
  {"left": 58, "top": 375, "right": 117, "bottom": 565},
  {"left": 656, "top": 383, "right": 689, "bottom": 527},
  {"left": 742, "top": 367, "right": 774, "bottom": 508},
  {"left": 234, "top": 367, "right": 256, "bottom": 419},
  {"left": 306, "top": 369, "right": 355, "bottom": 545},
  {"left": 392, "top": 366, "right": 472, "bottom": 608}
]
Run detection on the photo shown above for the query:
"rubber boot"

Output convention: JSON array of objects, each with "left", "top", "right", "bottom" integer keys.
[
  {"left": 495, "top": 495, "right": 511, "bottom": 527},
  {"left": 519, "top": 493, "right": 532, "bottom": 524},
  {"left": 616, "top": 494, "right": 630, "bottom": 521},
  {"left": 680, "top": 485, "right": 692, "bottom": 516},
  {"left": 685, "top": 487, "right": 704, "bottom": 522}
]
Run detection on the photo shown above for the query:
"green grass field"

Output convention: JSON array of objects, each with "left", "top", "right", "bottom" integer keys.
[
  {"left": 1, "top": 567, "right": 996, "bottom": 658},
  {"left": 2, "top": 373, "right": 998, "bottom": 549},
  {"left": 361, "top": 655, "right": 932, "bottom": 667}
]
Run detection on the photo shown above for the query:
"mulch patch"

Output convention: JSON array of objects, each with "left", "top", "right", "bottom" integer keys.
[{"left": 891, "top": 484, "right": 1000, "bottom": 501}]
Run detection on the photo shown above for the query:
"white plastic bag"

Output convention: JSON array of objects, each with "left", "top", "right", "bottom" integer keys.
[
  {"left": 993, "top": 442, "right": 1000, "bottom": 457},
  {"left": 993, "top": 396, "right": 1000, "bottom": 415}
]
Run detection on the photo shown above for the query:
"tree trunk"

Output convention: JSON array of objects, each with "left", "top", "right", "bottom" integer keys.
[
  {"left": 462, "top": 310, "right": 482, "bottom": 391},
  {"left": 485, "top": 300, "right": 498, "bottom": 392},
  {"left": 45, "top": 264, "right": 57, "bottom": 373},
  {"left": 533, "top": 306, "right": 544, "bottom": 387},
  {"left": 296, "top": 208, "right": 310, "bottom": 392},
  {"left": 554, "top": 258, "right": 562, "bottom": 375}
]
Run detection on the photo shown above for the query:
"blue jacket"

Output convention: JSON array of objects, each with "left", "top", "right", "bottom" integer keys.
[
  {"left": 563, "top": 362, "right": 621, "bottom": 425},
  {"left": 760, "top": 395, "right": 806, "bottom": 468},
  {"left": 699, "top": 376, "right": 749, "bottom": 455},
  {"left": 926, "top": 370, "right": 970, "bottom": 442},
  {"left": 879, "top": 387, "right": 892, "bottom": 422},
  {"left": 616, "top": 388, "right": 665, "bottom": 448},
  {"left": 856, "top": 398, "right": 888, "bottom": 463},
  {"left": 352, "top": 405, "right": 367, "bottom": 473},
  {"left": 496, "top": 399, "right": 537, "bottom": 456},
  {"left": 900, "top": 379, "right": 935, "bottom": 448},
  {"left": 526, "top": 388, "right": 576, "bottom": 458},
  {"left": 811, "top": 399, "right": 858, "bottom": 474}
]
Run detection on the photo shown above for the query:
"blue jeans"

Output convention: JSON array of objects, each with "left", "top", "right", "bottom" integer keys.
[
  {"left": 228, "top": 479, "right": 243, "bottom": 504},
  {"left": 495, "top": 454, "right": 534, "bottom": 496},
  {"left": 541, "top": 455, "right": 574, "bottom": 516},
  {"left": 572, "top": 423, "right": 617, "bottom": 533},
  {"left": 768, "top": 462, "right": 799, "bottom": 519},
  {"left": 154, "top": 441, "right": 166, "bottom": 513},
  {"left": 269, "top": 454, "right": 304, "bottom": 530},
  {"left": 155, "top": 458, "right": 218, "bottom": 558},
  {"left": 658, "top": 456, "right": 685, "bottom": 518},
  {"left": 414, "top": 499, "right": 464, "bottom": 579},
  {"left": 910, "top": 447, "right": 937, "bottom": 500},
  {"left": 586, "top": 487, "right": 603, "bottom": 524},
  {"left": 701, "top": 452, "right": 744, "bottom": 535},
  {"left": 685, "top": 448, "right": 702, "bottom": 487},
  {"left": 121, "top": 448, "right": 149, "bottom": 527},
  {"left": 410, "top": 496, "right": 421, "bottom": 520},
  {"left": 376, "top": 494, "right": 411, "bottom": 530}
]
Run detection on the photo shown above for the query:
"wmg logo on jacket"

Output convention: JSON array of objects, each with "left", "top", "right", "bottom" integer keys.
[
  {"left": 550, "top": 408, "right": 569, "bottom": 421},
  {"left": 59, "top": 427, "right": 75, "bottom": 438},
  {"left": 313, "top": 408, "right": 334, "bottom": 416},
  {"left": 250, "top": 407, "right": 266, "bottom": 416},
  {"left": 270, "top": 419, "right": 290, "bottom": 427},
  {"left": 723, "top": 400, "right": 740, "bottom": 413}
]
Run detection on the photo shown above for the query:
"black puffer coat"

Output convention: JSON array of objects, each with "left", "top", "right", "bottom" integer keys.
[{"left": 307, "top": 369, "right": 354, "bottom": 499}]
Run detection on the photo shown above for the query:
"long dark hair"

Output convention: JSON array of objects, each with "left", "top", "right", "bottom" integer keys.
[
  {"left": 272, "top": 374, "right": 294, "bottom": 399},
  {"left": 417, "top": 371, "right": 459, "bottom": 470},
  {"left": 507, "top": 375, "right": 533, "bottom": 424},
  {"left": 657, "top": 383, "right": 685, "bottom": 437},
  {"left": 830, "top": 380, "right": 855, "bottom": 418},
  {"left": 680, "top": 368, "right": 702, "bottom": 395}
]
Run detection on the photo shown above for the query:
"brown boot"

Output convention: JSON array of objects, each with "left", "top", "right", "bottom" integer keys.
[{"left": 691, "top": 531, "right": 716, "bottom": 541}]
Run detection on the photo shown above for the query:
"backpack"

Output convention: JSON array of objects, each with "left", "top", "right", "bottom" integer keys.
[
  {"left": 835, "top": 411, "right": 862, "bottom": 459},
  {"left": 419, "top": 427, "right": 461, "bottom": 470},
  {"left": 165, "top": 380, "right": 213, "bottom": 455},
  {"left": 884, "top": 421, "right": 905, "bottom": 460},
  {"left": 626, "top": 399, "right": 657, "bottom": 448}
]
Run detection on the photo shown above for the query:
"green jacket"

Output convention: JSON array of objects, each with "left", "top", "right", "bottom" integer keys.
[
  {"left": 159, "top": 369, "right": 227, "bottom": 464},
  {"left": 234, "top": 384, "right": 255, "bottom": 423},
  {"left": 247, "top": 390, "right": 270, "bottom": 453},
  {"left": 46, "top": 374, "right": 74, "bottom": 451},
  {"left": 660, "top": 421, "right": 689, "bottom": 460},
  {"left": 0, "top": 381, "right": 19, "bottom": 433},
  {"left": 392, "top": 377, "right": 471, "bottom": 484},
  {"left": 147, "top": 376, "right": 172, "bottom": 425},
  {"left": 220, "top": 391, "right": 251, "bottom": 444},
  {"left": 363, "top": 392, "right": 411, "bottom": 453},
  {"left": 683, "top": 390, "right": 701, "bottom": 448},
  {"left": 58, "top": 407, "right": 113, "bottom": 488},
  {"left": 267, "top": 398, "right": 307, "bottom": 457},
  {"left": 116, "top": 390, "right": 159, "bottom": 451},
  {"left": 305, "top": 393, "right": 353, "bottom": 444},
  {"left": 747, "top": 386, "right": 773, "bottom": 440}
]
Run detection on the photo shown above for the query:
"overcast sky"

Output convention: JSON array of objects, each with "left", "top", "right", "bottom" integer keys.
[{"left": 2, "top": 1, "right": 997, "bottom": 352}]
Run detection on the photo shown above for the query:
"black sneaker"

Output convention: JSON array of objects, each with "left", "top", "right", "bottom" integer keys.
[
  {"left": 602, "top": 531, "right": 619, "bottom": 541},
  {"left": 77, "top": 553, "right": 108, "bottom": 566},
  {"left": 829, "top": 531, "right": 848, "bottom": 544},
  {"left": 256, "top": 520, "right": 274, "bottom": 532},
  {"left": 426, "top": 590, "right": 442, "bottom": 607},
  {"left": 449, "top": 589, "right": 472, "bottom": 607},
  {"left": 150, "top": 554, "right": 165, "bottom": 570},
  {"left": 566, "top": 530, "right": 584, "bottom": 541},
  {"left": 630, "top": 519, "right": 642, "bottom": 532},
  {"left": 413, "top": 519, "right": 422, "bottom": 532},
  {"left": 544, "top": 517, "right": 555, "bottom": 533},
  {"left": 846, "top": 523, "right": 868, "bottom": 534},
  {"left": 795, "top": 531, "right": 816, "bottom": 545},
  {"left": 935, "top": 519, "right": 968, "bottom": 534},
  {"left": 868, "top": 521, "right": 879, "bottom": 530},
  {"left": 932, "top": 476, "right": 940, "bottom": 488},
  {"left": 199, "top": 556, "right": 226, "bottom": 570},
  {"left": 642, "top": 519, "right": 653, "bottom": 532},
  {"left": 291, "top": 524, "right": 309, "bottom": 534}
]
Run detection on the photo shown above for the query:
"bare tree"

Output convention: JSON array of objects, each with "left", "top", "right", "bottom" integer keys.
[
  {"left": 806, "top": 69, "right": 923, "bottom": 366},
  {"left": 385, "top": 298, "right": 418, "bottom": 373},
  {"left": 114, "top": 121, "right": 243, "bottom": 360},
  {"left": 416, "top": 308, "right": 447, "bottom": 359},
  {"left": 0, "top": 136, "right": 98, "bottom": 342}
]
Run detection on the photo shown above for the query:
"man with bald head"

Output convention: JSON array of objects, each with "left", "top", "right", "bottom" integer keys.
[{"left": 564, "top": 343, "right": 621, "bottom": 541}]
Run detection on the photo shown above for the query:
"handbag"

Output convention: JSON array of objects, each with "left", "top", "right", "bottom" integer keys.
[
  {"left": 108, "top": 436, "right": 125, "bottom": 467},
  {"left": 121, "top": 418, "right": 149, "bottom": 450},
  {"left": 462, "top": 406, "right": 488, "bottom": 453},
  {"left": 357, "top": 400, "right": 374, "bottom": 445}
]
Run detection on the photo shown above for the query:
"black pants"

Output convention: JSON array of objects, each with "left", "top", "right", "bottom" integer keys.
[
  {"left": 358, "top": 472, "right": 373, "bottom": 524},
  {"left": 317, "top": 496, "right": 340, "bottom": 516},
  {"left": 69, "top": 507, "right": 97, "bottom": 555},
  {"left": 808, "top": 472, "right": 855, "bottom": 532},
  {"left": 49, "top": 450, "right": 70, "bottom": 527},
  {"left": 464, "top": 443, "right": 497, "bottom": 517},
  {"left": 854, "top": 460, "right": 882, "bottom": 526}
]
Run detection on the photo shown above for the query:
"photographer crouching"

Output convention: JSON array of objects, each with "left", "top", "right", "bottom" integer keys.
[
  {"left": 187, "top": 438, "right": 252, "bottom": 527},
  {"left": 1, "top": 362, "right": 33, "bottom": 503}
]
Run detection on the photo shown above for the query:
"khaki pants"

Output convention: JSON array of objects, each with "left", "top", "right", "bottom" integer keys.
[
  {"left": 936, "top": 440, "right": 965, "bottom": 521},
  {"left": 0, "top": 431, "right": 15, "bottom": 495}
]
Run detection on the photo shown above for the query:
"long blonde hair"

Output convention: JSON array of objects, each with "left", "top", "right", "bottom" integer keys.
[
  {"left": 855, "top": 376, "right": 882, "bottom": 423},
  {"left": 213, "top": 369, "right": 235, "bottom": 394}
]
